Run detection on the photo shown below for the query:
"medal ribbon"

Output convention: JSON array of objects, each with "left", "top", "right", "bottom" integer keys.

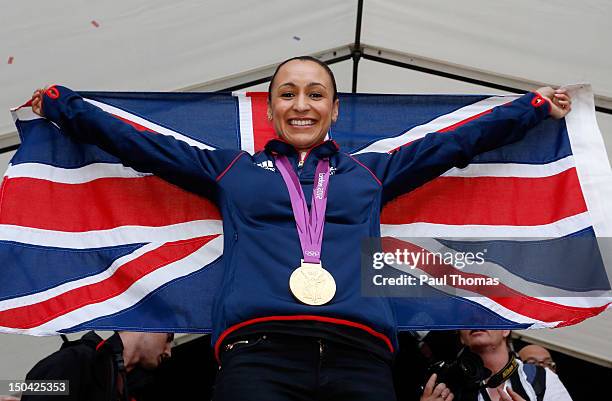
[{"left": 275, "top": 155, "right": 330, "bottom": 264}]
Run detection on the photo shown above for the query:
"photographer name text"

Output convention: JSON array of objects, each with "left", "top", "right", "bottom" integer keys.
[{"left": 372, "top": 274, "right": 500, "bottom": 287}]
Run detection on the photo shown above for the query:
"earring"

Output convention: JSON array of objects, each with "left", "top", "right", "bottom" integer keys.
[{"left": 267, "top": 112, "right": 272, "bottom": 121}]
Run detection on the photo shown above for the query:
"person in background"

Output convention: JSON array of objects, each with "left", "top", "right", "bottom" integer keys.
[
  {"left": 21, "top": 331, "right": 173, "bottom": 401},
  {"left": 518, "top": 344, "right": 557, "bottom": 373},
  {"left": 420, "top": 330, "right": 572, "bottom": 401}
]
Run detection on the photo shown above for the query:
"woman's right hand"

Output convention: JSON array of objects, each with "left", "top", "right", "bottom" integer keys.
[
  {"left": 420, "top": 373, "right": 455, "bottom": 401},
  {"left": 535, "top": 87, "right": 571, "bottom": 119},
  {"left": 31, "top": 88, "right": 46, "bottom": 117}
]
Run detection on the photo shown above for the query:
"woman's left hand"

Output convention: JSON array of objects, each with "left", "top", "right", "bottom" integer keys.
[
  {"left": 536, "top": 87, "right": 571, "bottom": 119},
  {"left": 31, "top": 88, "right": 46, "bottom": 117}
]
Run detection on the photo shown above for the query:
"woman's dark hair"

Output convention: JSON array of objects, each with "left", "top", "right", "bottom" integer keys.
[{"left": 267, "top": 56, "right": 338, "bottom": 102}]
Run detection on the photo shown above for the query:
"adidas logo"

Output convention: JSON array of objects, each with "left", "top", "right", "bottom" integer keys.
[
  {"left": 255, "top": 161, "right": 337, "bottom": 174},
  {"left": 256, "top": 160, "right": 276, "bottom": 171}
]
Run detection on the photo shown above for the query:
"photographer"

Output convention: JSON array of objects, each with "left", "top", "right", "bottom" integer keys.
[
  {"left": 21, "top": 331, "right": 173, "bottom": 401},
  {"left": 420, "top": 330, "right": 572, "bottom": 401}
]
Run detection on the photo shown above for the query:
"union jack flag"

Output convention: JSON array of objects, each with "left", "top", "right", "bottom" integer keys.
[{"left": 1, "top": 85, "right": 610, "bottom": 335}]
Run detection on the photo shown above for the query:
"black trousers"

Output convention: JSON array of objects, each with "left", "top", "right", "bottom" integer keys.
[{"left": 213, "top": 334, "right": 397, "bottom": 401}]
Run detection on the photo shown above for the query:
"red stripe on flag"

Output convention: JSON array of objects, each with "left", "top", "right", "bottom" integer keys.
[
  {"left": 247, "top": 92, "right": 276, "bottom": 151},
  {"left": 382, "top": 238, "right": 609, "bottom": 324},
  {"left": 381, "top": 168, "right": 587, "bottom": 226},
  {"left": 387, "top": 109, "right": 495, "bottom": 153},
  {"left": 0, "top": 176, "right": 221, "bottom": 231},
  {"left": 0, "top": 235, "right": 219, "bottom": 329},
  {"left": 112, "top": 114, "right": 158, "bottom": 133},
  {"left": 437, "top": 109, "right": 493, "bottom": 133}
]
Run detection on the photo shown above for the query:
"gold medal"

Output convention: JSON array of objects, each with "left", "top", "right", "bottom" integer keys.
[
  {"left": 289, "top": 260, "right": 336, "bottom": 306},
  {"left": 275, "top": 156, "right": 335, "bottom": 306}
]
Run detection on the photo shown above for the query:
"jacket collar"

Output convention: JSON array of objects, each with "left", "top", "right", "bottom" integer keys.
[
  {"left": 93, "top": 331, "right": 124, "bottom": 356},
  {"left": 264, "top": 138, "right": 340, "bottom": 160}
]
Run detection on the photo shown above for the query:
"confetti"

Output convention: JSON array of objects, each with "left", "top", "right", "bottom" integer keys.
[
  {"left": 91, "top": 20, "right": 100, "bottom": 28},
  {"left": 7, "top": 56, "right": 14, "bottom": 64},
  {"left": 293, "top": 36, "right": 301, "bottom": 41}
]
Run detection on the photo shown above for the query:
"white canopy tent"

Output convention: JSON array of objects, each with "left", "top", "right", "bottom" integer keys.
[{"left": 1, "top": 0, "right": 610, "bottom": 381}]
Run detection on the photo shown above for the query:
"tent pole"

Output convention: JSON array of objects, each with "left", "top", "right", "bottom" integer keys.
[
  {"left": 0, "top": 48, "right": 355, "bottom": 154},
  {"left": 178, "top": 46, "right": 352, "bottom": 93},
  {"left": 351, "top": 0, "right": 364, "bottom": 93},
  {"left": 0, "top": 144, "right": 19, "bottom": 154},
  {"left": 218, "top": 54, "right": 351, "bottom": 93},
  {"left": 361, "top": 46, "right": 612, "bottom": 114},
  {"left": 364, "top": 53, "right": 525, "bottom": 95}
]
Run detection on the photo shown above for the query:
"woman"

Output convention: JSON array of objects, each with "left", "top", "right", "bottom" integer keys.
[{"left": 31, "top": 56, "right": 571, "bottom": 401}]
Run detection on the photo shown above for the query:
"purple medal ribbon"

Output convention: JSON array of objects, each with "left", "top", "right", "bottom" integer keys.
[{"left": 275, "top": 155, "right": 331, "bottom": 264}]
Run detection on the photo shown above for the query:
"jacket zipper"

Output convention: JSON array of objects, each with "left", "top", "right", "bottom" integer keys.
[
  {"left": 297, "top": 151, "right": 307, "bottom": 168},
  {"left": 225, "top": 339, "right": 250, "bottom": 351},
  {"left": 224, "top": 335, "right": 268, "bottom": 351},
  {"left": 297, "top": 151, "right": 307, "bottom": 177}
]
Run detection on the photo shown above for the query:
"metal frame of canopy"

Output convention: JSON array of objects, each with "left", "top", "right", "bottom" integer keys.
[{"left": 2, "top": 0, "right": 611, "bottom": 154}]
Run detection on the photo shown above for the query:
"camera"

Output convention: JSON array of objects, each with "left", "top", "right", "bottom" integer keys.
[{"left": 426, "top": 347, "right": 491, "bottom": 399}]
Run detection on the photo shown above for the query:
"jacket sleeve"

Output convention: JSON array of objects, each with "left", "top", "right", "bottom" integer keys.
[
  {"left": 353, "top": 92, "right": 551, "bottom": 203},
  {"left": 42, "top": 86, "right": 245, "bottom": 196}
]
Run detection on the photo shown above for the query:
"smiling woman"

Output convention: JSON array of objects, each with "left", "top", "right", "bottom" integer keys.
[
  {"left": 267, "top": 57, "right": 339, "bottom": 154},
  {"left": 30, "top": 56, "right": 571, "bottom": 401}
]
